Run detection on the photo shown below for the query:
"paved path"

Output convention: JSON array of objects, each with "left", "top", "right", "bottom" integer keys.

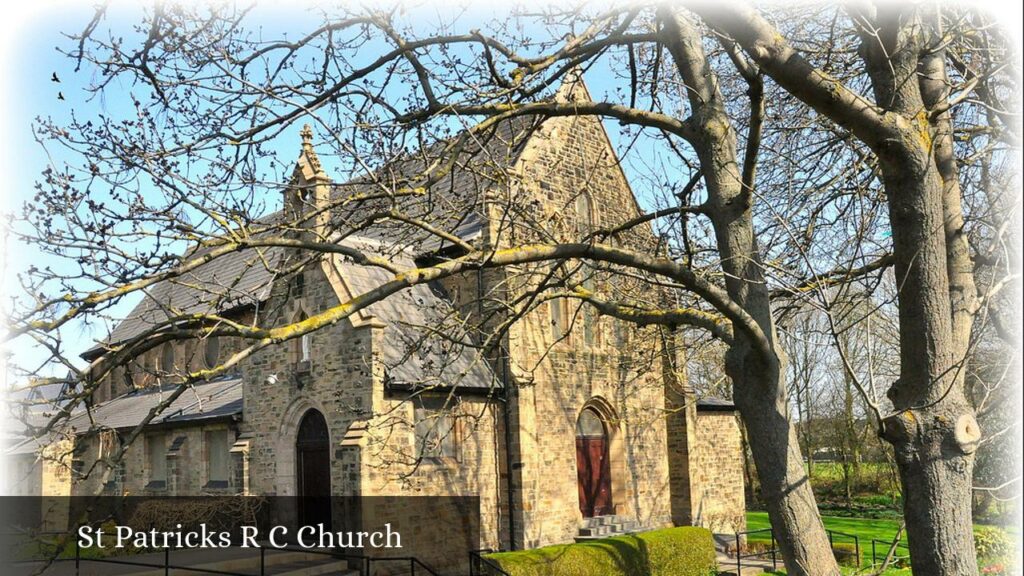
[
  {"left": 7, "top": 547, "right": 356, "bottom": 576},
  {"left": 716, "top": 550, "right": 780, "bottom": 575}
]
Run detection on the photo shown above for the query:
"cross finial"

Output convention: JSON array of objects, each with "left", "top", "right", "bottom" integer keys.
[{"left": 296, "top": 123, "right": 323, "bottom": 176}]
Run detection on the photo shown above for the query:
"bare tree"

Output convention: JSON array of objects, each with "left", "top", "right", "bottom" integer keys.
[
  {"left": 698, "top": 4, "right": 1020, "bottom": 574},
  {"left": 3, "top": 3, "right": 1017, "bottom": 575}
]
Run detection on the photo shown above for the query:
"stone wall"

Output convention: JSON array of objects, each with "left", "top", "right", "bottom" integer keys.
[
  {"left": 239, "top": 258, "right": 376, "bottom": 499},
  {"left": 490, "top": 96, "right": 674, "bottom": 548},
  {"left": 64, "top": 421, "right": 239, "bottom": 497},
  {"left": 690, "top": 410, "right": 746, "bottom": 533}
]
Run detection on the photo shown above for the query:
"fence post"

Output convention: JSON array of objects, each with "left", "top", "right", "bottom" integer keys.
[
  {"left": 854, "top": 536, "right": 860, "bottom": 566},
  {"left": 872, "top": 540, "right": 876, "bottom": 565},
  {"left": 735, "top": 533, "right": 741, "bottom": 575},
  {"left": 164, "top": 547, "right": 170, "bottom": 576},
  {"left": 75, "top": 536, "right": 80, "bottom": 576},
  {"left": 770, "top": 531, "right": 777, "bottom": 571},
  {"left": 260, "top": 546, "right": 265, "bottom": 576}
]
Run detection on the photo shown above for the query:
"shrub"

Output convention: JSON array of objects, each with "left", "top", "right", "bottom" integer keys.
[
  {"left": 974, "top": 526, "right": 1012, "bottom": 560},
  {"left": 831, "top": 542, "right": 861, "bottom": 566},
  {"left": 485, "top": 526, "right": 717, "bottom": 576}
]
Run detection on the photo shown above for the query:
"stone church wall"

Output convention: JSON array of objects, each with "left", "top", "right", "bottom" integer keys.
[
  {"left": 493, "top": 108, "right": 675, "bottom": 548},
  {"left": 689, "top": 410, "right": 746, "bottom": 533}
]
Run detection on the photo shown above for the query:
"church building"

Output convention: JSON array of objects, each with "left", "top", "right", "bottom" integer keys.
[{"left": 6, "top": 78, "right": 746, "bottom": 560}]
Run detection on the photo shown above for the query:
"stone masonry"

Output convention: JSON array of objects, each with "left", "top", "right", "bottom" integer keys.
[{"left": 11, "top": 75, "right": 747, "bottom": 562}]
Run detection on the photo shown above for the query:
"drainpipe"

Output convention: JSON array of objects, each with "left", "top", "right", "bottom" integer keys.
[
  {"left": 477, "top": 267, "right": 517, "bottom": 551},
  {"left": 501, "top": 349, "right": 517, "bottom": 551}
]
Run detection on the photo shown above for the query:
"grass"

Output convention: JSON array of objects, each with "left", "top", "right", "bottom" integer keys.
[
  {"left": 745, "top": 512, "right": 1016, "bottom": 575},
  {"left": 761, "top": 565, "right": 913, "bottom": 569},
  {"left": 746, "top": 512, "right": 906, "bottom": 544},
  {"left": 802, "top": 462, "right": 903, "bottom": 518}
]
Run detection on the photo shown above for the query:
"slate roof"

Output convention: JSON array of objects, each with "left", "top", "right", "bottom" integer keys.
[
  {"left": 65, "top": 376, "right": 244, "bottom": 432},
  {"left": 327, "top": 115, "right": 539, "bottom": 252},
  {"left": 6, "top": 434, "right": 54, "bottom": 456},
  {"left": 696, "top": 397, "right": 737, "bottom": 412},
  {"left": 5, "top": 377, "right": 243, "bottom": 455},
  {"left": 89, "top": 117, "right": 540, "bottom": 390},
  {"left": 101, "top": 246, "right": 282, "bottom": 351},
  {"left": 337, "top": 237, "right": 497, "bottom": 391}
]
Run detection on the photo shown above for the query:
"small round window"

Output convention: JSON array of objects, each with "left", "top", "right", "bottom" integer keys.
[{"left": 204, "top": 336, "right": 221, "bottom": 368}]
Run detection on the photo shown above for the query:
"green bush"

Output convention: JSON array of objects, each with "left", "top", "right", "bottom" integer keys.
[
  {"left": 974, "top": 526, "right": 1012, "bottom": 560},
  {"left": 485, "top": 526, "right": 717, "bottom": 576},
  {"left": 831, "top": 542, "right": 861, "bottom": 566}
]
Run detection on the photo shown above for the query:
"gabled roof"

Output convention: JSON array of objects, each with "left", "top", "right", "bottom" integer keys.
[
  {"left": 336, "top": 237, "right": 497, "bottom": 391},
  {"left": 5, "top": 377, "right": 243, "bottom": 455},
  {"left": 65, "top": 376, "right": 244, "bottom": 432},
  {"left": 101, "top": 245, "right": 281, "bottom": 351},
  {"left": 327, "top": 115, "right": 540, "bottom": 252},
  {"left": 87, "top": 117, "right": 542, "bottom": 392}
]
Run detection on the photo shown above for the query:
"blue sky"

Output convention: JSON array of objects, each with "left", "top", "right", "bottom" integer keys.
[{"left": 0, "top": 3, "right": 663, "bottom": 384}]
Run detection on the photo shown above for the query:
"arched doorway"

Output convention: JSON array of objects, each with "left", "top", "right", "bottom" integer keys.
[
  {"left": 296, "top": 409, "right": 331, "bottom": 529},
  {"left": 576, "top": 407, "right": 613, "bottom": 517}
]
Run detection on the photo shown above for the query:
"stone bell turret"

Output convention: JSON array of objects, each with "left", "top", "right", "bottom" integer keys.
[{"left": 286, "top": 124, "right": 332, "bottom": 239}]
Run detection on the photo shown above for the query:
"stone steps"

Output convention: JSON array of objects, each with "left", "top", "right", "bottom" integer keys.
[{"left": 575, "top": 515, "right": 642, "bottom": 541}]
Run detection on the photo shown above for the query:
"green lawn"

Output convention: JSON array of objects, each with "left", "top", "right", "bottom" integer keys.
[
  {"left": 744, "top": 512, "right": 1016, "bottom": 575},
  {"left": 746, "top": 511, "right": 906, "bottom": 545}
]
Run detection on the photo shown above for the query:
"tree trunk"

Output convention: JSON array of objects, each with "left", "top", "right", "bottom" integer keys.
[
  {"left": 728, "top": 343, "right": 840, "bottom": 576},
  {"left": 876, "top": 146, "right": 980, "bottom": 575},
  {"left": 804, "top": 381, "right": 814, "bottom": 480},
  {"left": 693, "top": 6, "right": 985, "bottom": 572},
  {"left": 658, "top": 9, "right": 840, "bottom": 574},
  {"left": 740, "top": 422, "right": 758, "bottom": 506}
]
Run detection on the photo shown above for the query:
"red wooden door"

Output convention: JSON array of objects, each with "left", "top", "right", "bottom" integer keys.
[{"left": 576, "top": 409, "right": 613, "bottom": 517}]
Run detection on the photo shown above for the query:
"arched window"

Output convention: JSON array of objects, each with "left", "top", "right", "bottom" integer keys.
[
  {"left": 293, "top": 312, "right": 312, "bottom": 363},
  {"left": 550, "top": 299, "right": 569, "bottom": 343},
  {"left": 161, "top": 343, "right": 176, "bottom": 374},
  {"left": 582, "top": 277, "right": 599, "bottom": 347},
  {"left": 204, "top": 336, "right": 221, "bottom": 368},
  {"left": 576, "top": 408, "right": 606, "bottom": 438},
  {"left": 575, "top": 193, "right": 594, "bottom": 236}
]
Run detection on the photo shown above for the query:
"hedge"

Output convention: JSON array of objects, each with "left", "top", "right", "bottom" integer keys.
[
  {"left": 485, "top": 526, "right": 717, "bottom": 576},
  {"left": 831, "top": 542, "right": 861, "bottom": 567}
]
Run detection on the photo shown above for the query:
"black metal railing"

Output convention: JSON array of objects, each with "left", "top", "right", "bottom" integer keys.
[
  {"left": 469, "top": 548, "right": 511, "bottom": 576},
  {"left": 730, "top": 528, "right": 864, "bottom": 573},
  {"left": 73, "top": 543, "right": 253, "bottom": 576},
  {"left": 826, "top": 529, "right": 861, "bottom": 566},
  {"left": 262, "top": 542, "right": 443, "bottom": 576},
  {"left": 363, "top": 555, "right": 442, "bottom": 575},
  {"left": 17, "top": 532, "right": 445, "bottom": 576},
  {"left": 732, "top": 527, "right": 779, "bottom": 574},
  {"left": 870, "top": 537, "right": 911, "bottom": 568}
]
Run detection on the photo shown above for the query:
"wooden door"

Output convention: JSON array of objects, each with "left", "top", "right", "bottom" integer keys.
[
  {"left": 576, "top": 409, "right": 613, "bottom": 517},
  {"left": 296, "top": 409, "right": 332, "bottom": 530}
]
